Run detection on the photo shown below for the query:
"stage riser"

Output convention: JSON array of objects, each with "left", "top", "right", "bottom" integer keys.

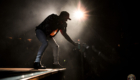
[{"left": 0, "top": 68, "right": 66, "bottom": 80}]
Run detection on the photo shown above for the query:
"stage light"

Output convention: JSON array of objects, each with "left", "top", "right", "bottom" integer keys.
[
  {"left": 75, "top": 10, "right": 84, "bottom": 19},
  {"left": 9, "top": 37, "right": 13, "bottom": 39},
  {"left": 118, "top": 44, "right": 120, "bottom": 47},
  {"left": 18, "top": 38, "right": 22, "bottom": 40},
  {"left": 74, "top": 1, "right": 89, "bottom": 20},
  {"left": 27, "top": 39, "right": 32, "bottom": 42}
]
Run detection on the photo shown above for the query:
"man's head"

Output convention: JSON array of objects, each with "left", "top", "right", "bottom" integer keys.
[{"left": 59, "top": 11, "right": 71, "bottom": 22}]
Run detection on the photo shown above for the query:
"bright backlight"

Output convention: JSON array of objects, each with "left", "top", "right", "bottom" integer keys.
[
  {"left": 73, "top": 1, "right": 89, "bottom": 20},
  {"left": 75, "top": 10, "right": 84, "bottom": 19}
]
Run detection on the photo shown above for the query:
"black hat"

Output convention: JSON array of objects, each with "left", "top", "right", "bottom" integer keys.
[{"left": 60, "top": 11, "right": 71, "bottom": 20}]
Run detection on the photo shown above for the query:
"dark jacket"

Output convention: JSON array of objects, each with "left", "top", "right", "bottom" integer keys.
[{"left": 36, "top": 14, "right": 67, "bottom": 37}]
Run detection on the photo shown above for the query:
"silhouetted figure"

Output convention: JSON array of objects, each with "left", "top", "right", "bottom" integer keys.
[{"left": 34, "top": 11, "right": 76, "bottom": 69}]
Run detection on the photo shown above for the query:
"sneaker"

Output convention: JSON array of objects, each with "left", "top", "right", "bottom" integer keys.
[
  {"left": 53, "top": 63, "right": 65, "bottom": 69},
  {"left": 34, "top": 62, "right": 46, "bottom": 69}
]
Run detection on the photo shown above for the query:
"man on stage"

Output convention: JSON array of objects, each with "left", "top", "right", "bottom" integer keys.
[{"left": 34, "top": 11, "right": 77, "bottom": 69}]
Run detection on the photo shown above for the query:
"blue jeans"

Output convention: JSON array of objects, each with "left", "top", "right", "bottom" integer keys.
[{"left": 35, "top": 29, "right": 59, "bottom": 64}]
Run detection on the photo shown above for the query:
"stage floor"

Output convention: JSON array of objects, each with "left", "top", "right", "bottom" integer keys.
[{"left": 0, "top": 68, "right": 66, "bottom": 80}]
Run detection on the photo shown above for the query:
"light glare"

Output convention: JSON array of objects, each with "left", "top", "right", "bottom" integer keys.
[{"left": 75, "top": 10, "right": 84, "bottom": 19}]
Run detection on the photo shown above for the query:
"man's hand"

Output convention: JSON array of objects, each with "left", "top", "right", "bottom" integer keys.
[{"left": 73, "top": 42, "right": 78, "bottom": 46}]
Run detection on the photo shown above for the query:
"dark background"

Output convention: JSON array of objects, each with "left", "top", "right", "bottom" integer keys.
[{"left": 0, "top": 0, "right": 139, "bottom": 80}]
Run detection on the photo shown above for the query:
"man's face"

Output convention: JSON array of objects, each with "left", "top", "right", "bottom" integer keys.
[{"left": 61, "top": 15, "right": 69, "bottom": 22}]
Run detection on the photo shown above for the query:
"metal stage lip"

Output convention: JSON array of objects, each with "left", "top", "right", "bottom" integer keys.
[{"left": 0, "top": 68, "right": 66, "bottom": 80}]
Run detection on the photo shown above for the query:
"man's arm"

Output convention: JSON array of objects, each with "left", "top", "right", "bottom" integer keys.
[{"left": 60, "top": 29, "right": 76, "bottom": 46}]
